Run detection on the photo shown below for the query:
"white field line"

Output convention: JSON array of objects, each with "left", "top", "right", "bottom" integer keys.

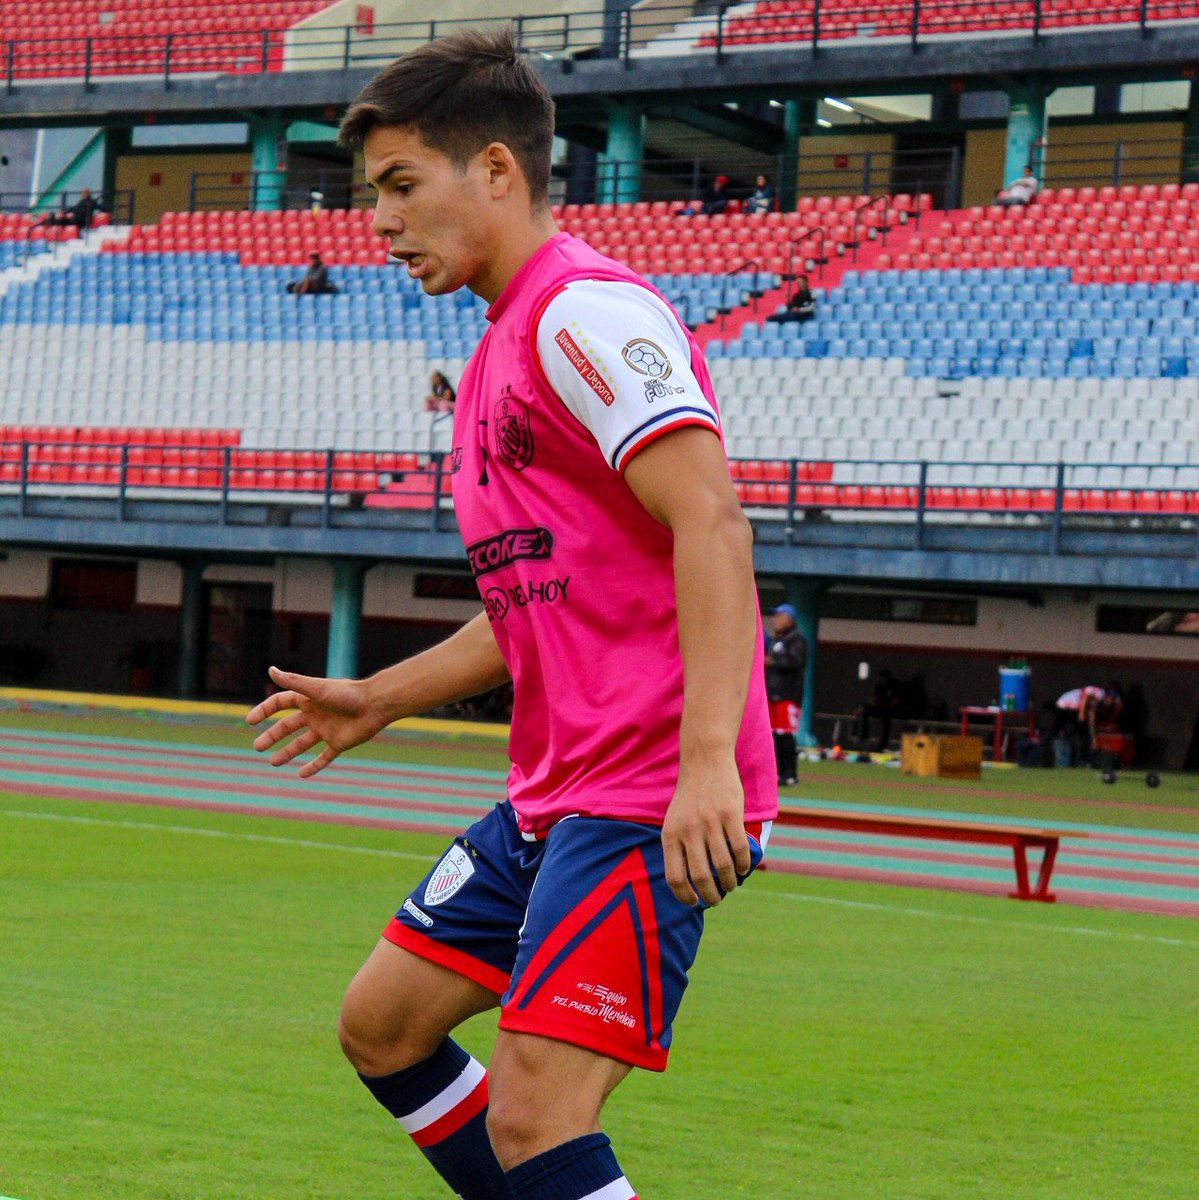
[{"left": 4, "top": 807, "right": 1196, "bottom": 948}]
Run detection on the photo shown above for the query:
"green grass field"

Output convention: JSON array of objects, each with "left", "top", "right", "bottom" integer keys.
[{"left": 2, "top": 707, "right": 1198, "bottom": 1199}]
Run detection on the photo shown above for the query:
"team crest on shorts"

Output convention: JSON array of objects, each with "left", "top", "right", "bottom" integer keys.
[
  {"left": 425, "top": 845, "right": 476, "bottom": 907},
  {"left": 493, "top": 396, "right": 534, "bottom": 471}
]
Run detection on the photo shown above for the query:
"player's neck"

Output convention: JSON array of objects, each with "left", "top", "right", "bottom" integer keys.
[{"left": 470, "top": 209, "right": 561, "bottom": 305}]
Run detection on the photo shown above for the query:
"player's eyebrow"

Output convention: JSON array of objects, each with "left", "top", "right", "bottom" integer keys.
[{"left": 367, "top": 162, "right": 414, "bottom": 191}]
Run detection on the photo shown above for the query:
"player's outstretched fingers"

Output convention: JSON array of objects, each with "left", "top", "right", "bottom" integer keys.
[
  {"left": 298, "top": 746, "right": 340, "bottom": 778},
  {"left": 252, "top": 708, "right": 308, "bottom": 753},
  {"left": 245, "top": 688, "right": 300, "bottom": 726},
  {"left": 270, "top": 727, "right": 321, "bottom": 767}
]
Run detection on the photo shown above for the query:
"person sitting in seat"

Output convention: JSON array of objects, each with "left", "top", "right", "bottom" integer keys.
[
  {"left": 286, "top": 251, "right": 339, "bottom": 295},
  {"left": 33, "top": 187, "right": 101, "bottom": 231},
  {"left": 766, "top": 276, "right": 816, "bottom": 324},
  {"left": 995, "top": 165, "right": 1039, "bottom": 207},
  {"left": 745, "top": 174, "right": 775, "bottom": 216}
]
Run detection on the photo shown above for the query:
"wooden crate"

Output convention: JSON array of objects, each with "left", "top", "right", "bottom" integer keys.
[{"left": 901, "top": 733, "right": 983, "bottom": 779}]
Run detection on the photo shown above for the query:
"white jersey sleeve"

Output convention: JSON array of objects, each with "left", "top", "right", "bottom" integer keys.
[{"left": 534, "top": 279, "right": 720, "bottom": 472}]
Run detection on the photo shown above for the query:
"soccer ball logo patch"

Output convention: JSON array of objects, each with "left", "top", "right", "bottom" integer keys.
[
  {"left": 493, "top": 396, "right": 534, "bottom": 471},
  {"left": 424, "top": 845, "right": 476, "bottom": 907},
  {"left": 621, "top": 338, "right": 672, "bottom": 380}
]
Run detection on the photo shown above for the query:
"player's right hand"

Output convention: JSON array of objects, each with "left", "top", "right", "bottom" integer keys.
[{"left": 245, "top": 665, "right": 390, "bottom": 778}]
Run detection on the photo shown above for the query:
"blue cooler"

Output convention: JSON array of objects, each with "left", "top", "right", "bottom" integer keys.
[{"left": 998, "top": 666, "right": 1031, "bottom": 712}]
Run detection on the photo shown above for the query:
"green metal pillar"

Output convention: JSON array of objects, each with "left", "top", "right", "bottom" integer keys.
[
  {"left": 1004, "top": 84, "right": 1048, "bottom": 186},
  {"left": 250, "top": 113, "right": 287, "bottom": 211},
  {"left": 177, "top": 559, "right": 207, "bottom": 698},
  {"left": 779, "top": 99, "right": 812, "bottom": 211},
  {"left": 1184, "top": 81, "right": 1199, "bottom": 183},
  {"left": 327, "top": 560, "right": 366, "bottom": 679},
  {"left": 603, "top": 100, "right": 644, "bottom": 204},
  {"left": 783, "top": 577, "right": 826, "bottom": 748}
]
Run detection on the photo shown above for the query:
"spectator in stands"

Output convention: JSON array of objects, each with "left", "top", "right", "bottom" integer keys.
[
  {"left": 764, "top": 603, "right": 807, "bottom": 787},
  {"left": 766, "top": 276, "right": 816, "bottom": 324},
  {"left": 423, "top": 370, "right": 456, "bottom": 414},
  {"left": 286, "top": 252, "right": 339, "bottom": 295},
  {"left": 995, "top": 165, "right": 1039, "bottom": 208},
  {"left": 745, "top": 174, "right": 775, "bottom": 216},
  {"left": 676, "top": 174, "right": 731, "bottom": 217},
  {"left": 855, "top": 667, "right": 903, "bottom": 751},
  {"left": 33, "top": 187, "right": 100, "bottom": 231}
]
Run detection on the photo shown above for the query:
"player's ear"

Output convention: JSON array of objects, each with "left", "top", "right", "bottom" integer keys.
[{"left": 482, "top": 142, "right": 518, "bottom": 198}]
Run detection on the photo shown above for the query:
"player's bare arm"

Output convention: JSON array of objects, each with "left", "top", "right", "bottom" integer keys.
[
  {"left": 246, "top": 610, "right": 510, "bottom": 777},
  {"left": 624, "top": 426, "right": 757, "bottom": 907}
]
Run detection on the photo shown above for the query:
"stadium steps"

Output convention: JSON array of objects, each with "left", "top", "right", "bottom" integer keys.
[{"left": 693, "top": 213, "right": 925, "bottom": 347}]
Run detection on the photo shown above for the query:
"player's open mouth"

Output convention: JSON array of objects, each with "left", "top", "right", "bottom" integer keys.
[{"left": 392, "top": 250, "right": 428, "bottom": 278}]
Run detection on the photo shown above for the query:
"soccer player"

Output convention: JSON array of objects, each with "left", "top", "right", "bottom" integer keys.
[{"left": 246, "top": 27, "right": 778, "bottom": 1200}]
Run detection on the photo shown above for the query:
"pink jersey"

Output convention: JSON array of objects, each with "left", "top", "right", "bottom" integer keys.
[{"left": 450, "top": 232, "right": 777, "bottom": 835}]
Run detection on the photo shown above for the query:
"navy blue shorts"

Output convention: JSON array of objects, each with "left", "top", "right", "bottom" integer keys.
[{"left": 384, "top": 802, "right": 768, "bottom": 1070}]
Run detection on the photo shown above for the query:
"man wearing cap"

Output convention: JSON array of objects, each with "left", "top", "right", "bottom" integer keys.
[{"left": 765, "top": 603, "right": 807, "bottom": 787}]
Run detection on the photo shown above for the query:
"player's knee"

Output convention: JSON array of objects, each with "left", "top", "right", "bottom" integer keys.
[
  {"left": 337, "top": 988, "right": 430, "bottom": 1076},
  {"left": 485, "top": 1089, "right": 546, "bottom": 1168}
]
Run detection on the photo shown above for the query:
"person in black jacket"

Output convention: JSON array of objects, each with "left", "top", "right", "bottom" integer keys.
[{"left": 765, "top": 602, "right": 808, "bottom": 787}]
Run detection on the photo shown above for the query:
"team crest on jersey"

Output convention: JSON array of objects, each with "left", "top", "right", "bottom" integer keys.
[
  {"left": 424, "top": 845, "right": 476, "bottom": 907},
  {"left": 494, "top": 396, "right": 534, "bottom": 471}
]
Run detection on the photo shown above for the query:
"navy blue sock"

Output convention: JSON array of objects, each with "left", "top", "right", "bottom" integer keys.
[
  {"left": 505, "top": 1133, "right": 637, "bottom": 1200},
  {"left": 358, "top": 1038, "right": 509, "bottom": 1199}
]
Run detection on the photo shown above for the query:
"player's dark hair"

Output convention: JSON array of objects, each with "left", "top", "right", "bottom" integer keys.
[{"left": 338, "top": 26, "right": 555, "bottom": 206}]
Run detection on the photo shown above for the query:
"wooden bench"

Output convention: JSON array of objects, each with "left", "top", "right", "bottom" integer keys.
[{"left": 775, "top": 806, "right": 1083, "bottom": 903}]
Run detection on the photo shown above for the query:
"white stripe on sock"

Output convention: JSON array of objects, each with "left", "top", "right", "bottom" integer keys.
[
  {"left": 578, "top": 1178, "right": 636, "bottom": 1200},
  {"left": 397, "top": 1057, "right": 486, "bottom": 1135}
]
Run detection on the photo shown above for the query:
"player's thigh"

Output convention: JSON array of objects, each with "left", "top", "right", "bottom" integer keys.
[
  {"left": 339, "top": 938, "right": 499, "bottom": 1073},
  {"left": 487, "top": 1029, "right": 631, "bottom": 1161}
]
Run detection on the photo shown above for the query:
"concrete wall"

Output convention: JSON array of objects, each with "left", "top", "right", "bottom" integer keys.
[
  {"left": 797, "top": 132, "right": 896, "bottom": 198},
  {"left": 116, "top": 151, "right": 252, "bottom": 223},
  {"left": 285, "top": 0, "right": 604, "bottom": 71},
  {"left": 1, "top": 550, "right": 1197, "bottom": 759},
  {"left": 961, "top": 127, "right": 1007, "bottom": 207},
  {"left": 1043, "top": 119, "right": 1184, "bottom": 188}
]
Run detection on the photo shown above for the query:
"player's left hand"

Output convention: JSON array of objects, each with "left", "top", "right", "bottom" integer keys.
[{"left": 661, "top": 755, "right": 751, "bottom": 907}]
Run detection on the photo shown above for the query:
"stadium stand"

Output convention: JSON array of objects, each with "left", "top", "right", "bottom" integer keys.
[
  {"left": 695, "top": 0, "right": 1199, "bottom": 49},
  {"left": 2, "top": 186, "right": 1196, "bottom": 519},
  {"left": 0, "top": 0, "right": 336, "bottom": 78}
]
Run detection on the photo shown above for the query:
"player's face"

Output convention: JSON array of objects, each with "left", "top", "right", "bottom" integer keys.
[{"left": 365, "top": 124, "right": 494, "bottom": 296}]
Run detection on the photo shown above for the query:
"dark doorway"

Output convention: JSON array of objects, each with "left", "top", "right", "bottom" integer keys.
[
  {"left": 891, "top": 132, "right": 964, "bottom": 210},
  {"left": 204, "top": 583, "right": 273, "bottom": 699}
]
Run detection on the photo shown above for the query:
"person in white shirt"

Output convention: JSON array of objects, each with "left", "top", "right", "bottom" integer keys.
[{"left": 996, "top": 165, "right": 1040, "bottom": 207}]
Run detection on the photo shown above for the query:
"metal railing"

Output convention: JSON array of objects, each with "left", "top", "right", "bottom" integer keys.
[
  {"left": 3, "top": 439, "right": 1191, "bottom": 559},
  {"left": 0, "top": 189, "right": 134, "bottom": 268},
  {"left": 1038, "top": 135, "right": 1199, "bottom": 190},
  {"left": 188, "top": 168, "right": 369, "bottom": 212},
  {"left": 2, "top": 1, "right": 1196, "bottom": 89}
]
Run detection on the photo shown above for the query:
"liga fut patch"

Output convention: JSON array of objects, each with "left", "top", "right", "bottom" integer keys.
[{"left": 425, "top": 845, "right": 476, "bottom": 907}]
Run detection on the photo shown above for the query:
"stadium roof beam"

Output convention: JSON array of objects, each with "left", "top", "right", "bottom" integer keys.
[
  {"left": 645, "top": 103, "right": 785, "bottom": 156},
  {"left": 6, "top": 26, "right": 1199, "bottom": 130}
]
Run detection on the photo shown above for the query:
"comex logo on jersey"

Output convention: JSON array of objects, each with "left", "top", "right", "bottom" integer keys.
[{"left": 466, "top": 527, "right": 555, "bottom": 576}]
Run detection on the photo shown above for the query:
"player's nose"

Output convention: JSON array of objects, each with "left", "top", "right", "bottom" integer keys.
[{"left": 372, "top": 203, "right": 402, "bottom": 241}]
